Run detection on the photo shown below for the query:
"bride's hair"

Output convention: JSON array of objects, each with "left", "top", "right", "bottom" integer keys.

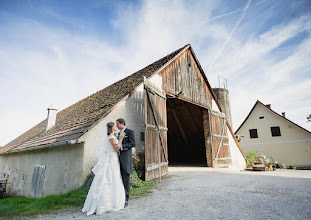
[{"left": 106, "top": 122, "right": 115, "bottom": 135}]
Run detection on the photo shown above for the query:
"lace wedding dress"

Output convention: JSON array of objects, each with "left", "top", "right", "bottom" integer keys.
[{"left": 82, "top": 128, "right": 125, "bottom": 215}]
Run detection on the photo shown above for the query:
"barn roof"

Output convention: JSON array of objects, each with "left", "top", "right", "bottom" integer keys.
[
  {"left": 0, "top": 44, "right": 189, "bottom": 154},
  {"left": 235, "top": 100, "right": 311, "bottom": 135}
]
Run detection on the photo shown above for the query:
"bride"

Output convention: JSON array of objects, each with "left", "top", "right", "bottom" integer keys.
[{"left": 82, "top": 122, "right": 126, "bottom": 215}]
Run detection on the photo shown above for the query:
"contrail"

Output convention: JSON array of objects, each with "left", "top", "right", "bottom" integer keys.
[
  {"left": 191, "top": 0, "right": 265, "bottom": 30},
  {"left": 207, "top": 0, "right": 253, "bottom": 71}
]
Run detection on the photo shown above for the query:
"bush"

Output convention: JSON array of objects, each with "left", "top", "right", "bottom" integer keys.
[
  {"left": 130, "top": 171, "right": 143, "bottom": 188},
  {"left": 82, "top": 173, "right": 95, "bottom": 189},
  {"left": 246, "top": 150, "right": 258, "bottom": 167},
  {"left": 133, "top": 152, "right": 145, "bottom": 180}
]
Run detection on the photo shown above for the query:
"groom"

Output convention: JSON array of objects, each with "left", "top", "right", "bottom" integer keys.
[{"left": 116, "top": 118, "right": 135, "bottom": 208}]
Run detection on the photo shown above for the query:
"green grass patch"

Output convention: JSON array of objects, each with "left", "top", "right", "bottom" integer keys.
[{"left": 0, "top": 171, "right": 156, "bottom": 218}]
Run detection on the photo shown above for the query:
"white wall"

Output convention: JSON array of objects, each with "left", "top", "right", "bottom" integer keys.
[
  {"left": 227, "top": 127, "right": 246, "bottom": 170},
  {"left": 79, "top": 83, "right": 145, "bottom": 181},
  {"left": 0, "top": 143, "right": 84, "bottom": 197},
  {"left": 237, "top": 103, "right": 311, "bottom": 166}
]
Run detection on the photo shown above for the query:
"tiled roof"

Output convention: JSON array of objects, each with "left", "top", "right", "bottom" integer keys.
[{"left": 0, "top": 44, "right": 189, "bottom": 154}]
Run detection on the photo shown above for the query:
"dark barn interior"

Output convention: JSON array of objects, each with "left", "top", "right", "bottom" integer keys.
[{"left": 166, "top": 98, "right": 207, "bottom": 166}]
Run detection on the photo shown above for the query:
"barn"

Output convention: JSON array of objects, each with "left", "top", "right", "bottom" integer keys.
[{"left": 0, "top": 44, "right": 246, "bottom": 198}]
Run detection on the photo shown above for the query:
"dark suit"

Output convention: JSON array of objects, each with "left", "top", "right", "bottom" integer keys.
[{"left": 119, "top": 128, "right": 135, "bottom": 201}]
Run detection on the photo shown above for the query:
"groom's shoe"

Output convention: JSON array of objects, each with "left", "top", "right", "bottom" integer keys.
[{"left": 124, "top": 200, "right": 128, "bottom": 208}]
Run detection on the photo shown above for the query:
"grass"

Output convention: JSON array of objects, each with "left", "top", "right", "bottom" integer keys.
[{"left": 0, "top": 171, "right": 156, "bottom": 218}]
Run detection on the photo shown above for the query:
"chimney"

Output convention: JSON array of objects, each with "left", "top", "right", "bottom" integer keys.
[
  {"left": 282, "top": 112, "right": 286, "bottom": 118},
  {"left": 265, "top": 104, "right": 271, "bottom": 109},
  {"left": 46, "top": 105, "right": 58, "bottom": 131}
]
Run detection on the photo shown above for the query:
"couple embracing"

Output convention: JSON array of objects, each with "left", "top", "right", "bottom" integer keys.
[{"left": 82, "top": 118, "right": 135, "bottom": 215}]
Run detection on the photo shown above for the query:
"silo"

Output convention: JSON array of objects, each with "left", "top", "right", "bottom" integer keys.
[{"left": 212, "top": 88, "right": 233, "bottom": 129}]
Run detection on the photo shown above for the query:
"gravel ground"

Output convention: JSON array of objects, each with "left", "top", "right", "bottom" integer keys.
[{"left": 32, "top": 167, "right": 311, "bottom": 220}]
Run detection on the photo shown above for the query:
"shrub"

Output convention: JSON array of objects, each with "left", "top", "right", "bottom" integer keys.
[
  {"left": 246, "top": 150, "right": 258, "bottom": 167},
  {"left": 130, "top": 171, "right": 143, "bottom": 188},
  {"left": 289, "top": 165, "right": 296, "bottom": 169},
  {"left": 133, "top": 152, "right": 145, "bottom": 180}
]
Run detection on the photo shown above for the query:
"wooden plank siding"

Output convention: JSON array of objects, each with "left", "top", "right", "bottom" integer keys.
[{"left": 159, "top": 49, "right": 213, "bottom": 109}]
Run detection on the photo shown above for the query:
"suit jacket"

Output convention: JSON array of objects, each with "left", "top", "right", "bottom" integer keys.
[{"left": 119, "top": 128, "right": 135, "bottom": 174}]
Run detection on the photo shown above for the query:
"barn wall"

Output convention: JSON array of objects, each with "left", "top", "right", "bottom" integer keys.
[
  {"left": 237, "top": 104, "right": 311, "bottom": 166},
  {"left": 159, "top": 49, "right": 213, "bottom": 109},
  {"left": 0, "top": 143, "right": 84, "bottom": 197},
  {"left": 79, "top": 83, "right": 145, "bottom": 181}
]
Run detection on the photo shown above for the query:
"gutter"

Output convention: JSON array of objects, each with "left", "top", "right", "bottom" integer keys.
[{"left": 0, "top": 139, "right": 81, "bottom": 155}]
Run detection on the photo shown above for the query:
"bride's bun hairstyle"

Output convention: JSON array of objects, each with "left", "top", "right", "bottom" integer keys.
[{"left": 106, "top": 122, "right": 115, "bottom": 135}]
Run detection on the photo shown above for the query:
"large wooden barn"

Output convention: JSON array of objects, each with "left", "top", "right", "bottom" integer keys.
[{"left": 0, "top": 44, "right": 246, "bottom": 198}]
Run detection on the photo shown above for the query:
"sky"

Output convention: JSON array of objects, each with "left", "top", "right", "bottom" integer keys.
[{"left": 0, "top": 0, "right": 310, "bottom": 146}]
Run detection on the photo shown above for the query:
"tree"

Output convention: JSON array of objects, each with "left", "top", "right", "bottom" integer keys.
[{"left": 308, "top": 114, "right": 311, "bottom": 122}]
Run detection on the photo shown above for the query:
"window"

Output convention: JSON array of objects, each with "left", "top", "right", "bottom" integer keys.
[
  {"left": 22, "top": 173, "right": 27, "bottom": 183},
  {"left": 258, "top": 115, "right": 265, "bottom": 120},
  {"left": 271, "top": 126, "right": 281, "bottom": 137},
  {"left": 249, "top": 129, "right": 258, "bottom": 138}
]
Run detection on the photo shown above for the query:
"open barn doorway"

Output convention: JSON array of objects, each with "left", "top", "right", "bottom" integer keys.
[{"left": 166, "top": 98, "right": 207, "bottom": 167}]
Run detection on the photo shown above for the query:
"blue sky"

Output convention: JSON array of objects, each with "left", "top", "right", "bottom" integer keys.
[{"left": 0, "top": 0, "right": 310, "bottom": 146}]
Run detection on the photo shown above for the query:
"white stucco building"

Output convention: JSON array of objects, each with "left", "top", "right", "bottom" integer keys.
[{"left": 235, "top": 100, "right": 311, "bottom": 168}]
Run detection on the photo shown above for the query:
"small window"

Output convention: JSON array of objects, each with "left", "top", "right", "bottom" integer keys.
[
  {"left": 22, "top": 173, "right": 27, "bottom": 183},
  {"left": 271, "top": 126, "right": 281, "bottom": 137},
  {"left": 258, "top": 115, "right": 265, "bottom": 120},
  {"left": 249, "top": 129, "right": 258, "bottom": 138}
]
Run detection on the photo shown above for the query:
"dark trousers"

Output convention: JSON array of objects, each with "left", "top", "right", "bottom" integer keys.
[{"left": 120, "top": 163, "right": 130, "bottom": 201}]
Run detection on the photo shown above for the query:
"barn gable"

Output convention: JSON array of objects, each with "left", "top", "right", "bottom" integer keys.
[{"left": 159, "top": 48, "right": 214, "bottom": 109}]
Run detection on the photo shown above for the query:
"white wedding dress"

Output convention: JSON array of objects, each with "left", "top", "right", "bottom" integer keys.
[{"left": 82, "top": 129, "right": 125, "bottom": 215}]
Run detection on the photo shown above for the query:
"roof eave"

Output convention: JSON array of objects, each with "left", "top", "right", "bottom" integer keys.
[{"left": 0, "top": 139, "right": 81, "bottom": 155}]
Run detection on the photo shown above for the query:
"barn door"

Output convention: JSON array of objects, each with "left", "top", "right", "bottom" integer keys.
[
  {"left": 209, "top": 110, "right": 232, "bottom": 167},
  {"left": 30, "top": 165, "right": 46, "bottom": 198},
  {"left": 144, "top": 77, "right": 168, "bottom": 181}
]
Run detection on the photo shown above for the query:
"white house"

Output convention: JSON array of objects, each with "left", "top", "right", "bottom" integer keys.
[
  {"left": 235, "top": 100, "right": 311, "bottom": 168},
  {"left": 0, "top": 44, "right": 246, "bottom": 198}
]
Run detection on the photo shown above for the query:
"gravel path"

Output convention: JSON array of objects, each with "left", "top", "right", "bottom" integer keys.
[{"left": 33, "top": 167, "right": 311, "bottom": 220}]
